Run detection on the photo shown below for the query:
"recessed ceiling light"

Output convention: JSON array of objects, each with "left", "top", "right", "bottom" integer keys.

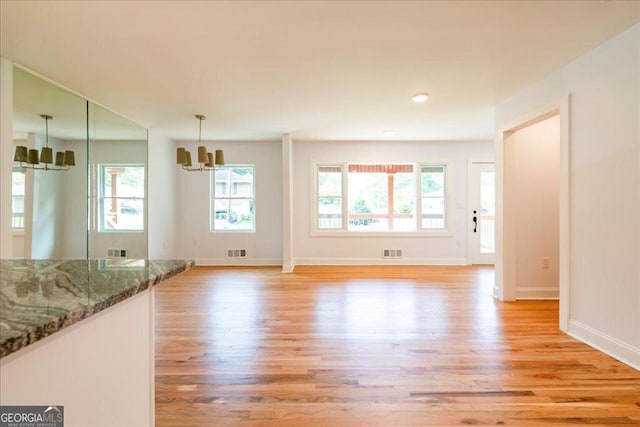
[
  {"left": 383, "top": 129, "right": 396, "bottom": 136},
  {"left": 412, "top": 93, "right": 429, "bottom": 103}
]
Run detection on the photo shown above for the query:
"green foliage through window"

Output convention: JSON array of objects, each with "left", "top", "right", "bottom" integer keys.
[{"left": 316, "top": 163, "right": 447, "bottom": 232}]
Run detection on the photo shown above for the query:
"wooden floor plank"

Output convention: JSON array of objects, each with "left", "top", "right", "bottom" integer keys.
[{"left": 155, "top": 266, "right": 640, "bottom": 426}]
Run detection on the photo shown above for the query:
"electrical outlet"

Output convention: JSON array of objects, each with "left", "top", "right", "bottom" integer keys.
[{"left": 543, "top": 257, "right": 549, "bottom": 269}]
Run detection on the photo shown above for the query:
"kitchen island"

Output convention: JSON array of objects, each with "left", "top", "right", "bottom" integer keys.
[{"left": 0, "top": 258, "right": 194, "bottom": 427}]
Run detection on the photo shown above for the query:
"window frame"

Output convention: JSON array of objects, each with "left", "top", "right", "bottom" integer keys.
[
  {"left": 419, "top": 164, "right": 449, "bottom": 231},
  {"left": 210, "top": 164, "right": 256, "bottom": 233},
  {"left": 11, "top": 165, "right": 26, "bottom": 233},
  {"left": 311, "top": 161, "right": 452, "bottom": 237},
  {"left": 316, "top": 164, "right": 345, "bottom": 230},
  {"left": 98, "top": 164, "right": 145, "bottom": 233}
]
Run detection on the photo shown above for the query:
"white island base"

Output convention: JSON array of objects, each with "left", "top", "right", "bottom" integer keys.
[{"left": 0, "top": 289, "right": 155, "bottom": 427}]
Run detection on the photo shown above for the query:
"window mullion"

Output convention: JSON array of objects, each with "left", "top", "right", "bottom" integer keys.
[
  {"left": 443, "top": 165, "right": 448, "bottom": 229},
  {"left": 416, "top": 164, "right": 422, "bottom": 230},
  {"left": 342, "top": 164, "right": 347, "bottom": 231}
]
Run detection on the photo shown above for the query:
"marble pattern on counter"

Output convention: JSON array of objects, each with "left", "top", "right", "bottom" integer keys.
[{"left": 0, "top": 259, "right": 194, "bottom": 358}]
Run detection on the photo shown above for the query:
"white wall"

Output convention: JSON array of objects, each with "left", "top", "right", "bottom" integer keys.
[
  {"left": 11, "top": 135, "right": 28, "bottom": 259},
  {"left": 147, "top": 130, "right": 176, "bottom": 259},
  {"left": 11, "top": 234, "right": 24, "bottom": 258},
  {"left": 9, "top": 133, "right": 67, "bottom": 259},
  {"left": 10, "top": 137, "right": 87, "bottom": 260},
  {"left": 89, "top": 140, "right": 148, "bottom": 259},
  {"left": 62, "top": 139, "right": 88, "bottom": 258},
  {"left": 291, "top": 140, "right": 494, "bottom": 265},
  {"left": 495, "top": 24, "right": 640, "bottom": 368},
  {"left": 30, "top": 134, "right": 65, "bottom": 258},
  {"left": 175, "top": 140, "right": 283, "bottom": 265},
  {"left": 506, "top": 116, "right": 560, "bottom": 299}
]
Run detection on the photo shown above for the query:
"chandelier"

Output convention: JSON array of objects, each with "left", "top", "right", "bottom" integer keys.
[
  {"left": 13, "top": 114, "right": 75, "bottom": 171},
  {"left": 176, "top": 115, "right": 225, "bottom": 171}
]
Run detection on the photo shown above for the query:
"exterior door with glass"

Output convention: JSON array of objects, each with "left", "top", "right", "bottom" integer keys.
[{"left": 468, "top": 162, "right": 495, "bottom": 264}]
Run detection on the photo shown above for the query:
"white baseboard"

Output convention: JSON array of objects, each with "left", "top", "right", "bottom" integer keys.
[
  {"left": 193, "top": 257, "right": 467, "bottom": 268},
  {"left": 492, "top": 285, "right": 510, "bottom": 301},
  {"left": 293, "top": 257, "right": 467, "bottom": 266},
  {"left": 568, "top": 319, "right": 640, "bottom": 371},
  {"left": 282, "top": 264, "right": 295, "bottom": 273},
  {"left": 194, "top": 258, "right": 282, "bottom": 267},
  {"left": 516, "top": 286, "right": 559, "bottom": 300}
]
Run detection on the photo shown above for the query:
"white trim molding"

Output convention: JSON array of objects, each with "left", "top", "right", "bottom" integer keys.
[
  {"left": 194, "top": 258, "right": 282, "bottom": 267},
  {"left": 294, "top": 257, "right": 467, "bottom": 266},
  {"left": 568, "top": 320, "right": 640, "bottom": 372},
  {"left": 557, "top": 95, "right": 571, "bottom": 332},
  {"left": 495, "top": 94, "right": 571, "bottom": 317},
  {"left": 281, "top": 263, "right": 295, "bottom": 273},
  {"left": 516, "top": 287, "right": 559, "bottom": 300},
  {"left": 282, "top": 134, "right": 294, "bottom": 273}
]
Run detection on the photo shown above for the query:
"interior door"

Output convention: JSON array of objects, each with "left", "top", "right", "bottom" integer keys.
[{"left": 468, "top": 162, "right": 495, "bottom": 264}]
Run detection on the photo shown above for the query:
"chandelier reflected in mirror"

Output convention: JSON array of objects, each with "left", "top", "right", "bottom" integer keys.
[
  {"left": 13, "top": 114, "right": 75, "bottom": 171},
  {"left": 176, "top": 115, "right": 225, "bottom": 171}
]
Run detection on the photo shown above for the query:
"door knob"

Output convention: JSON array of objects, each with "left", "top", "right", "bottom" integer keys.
[{"left": 472, "top": 210, "right": 478, "bottom": 233}]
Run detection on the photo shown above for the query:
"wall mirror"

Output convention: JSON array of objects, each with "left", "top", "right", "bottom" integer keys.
[
  {"left": 12, "top": 67, "right": 88, "bottom": 259},
  {"left": 88, "top": 103, "right": 148, "bottom": 259},
  {"left": 11, "top": 66, "right": 148, "bottom": 260}
]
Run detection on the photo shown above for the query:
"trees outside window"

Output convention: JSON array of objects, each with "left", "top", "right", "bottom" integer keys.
[{"left": 316, "top": 163, "right": 447, "bottom": 233}]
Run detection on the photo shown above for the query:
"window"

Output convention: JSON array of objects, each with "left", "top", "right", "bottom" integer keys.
[
  {"left": 212, "top": 166, "right": 255, "bottom": 231},
  {"left": 317, "top": 165, "right": 343, "bottom": 229},
  {"left": 315, "top": 162, "right": 448, "bottom": 233},
  {"left": 100, "top": 165, "right": 145, "bottom": 231},
  {"left": 420, "top": 165, "right": 446, "bottom": 230},
  {"left": 12, "top": 166, "right": 26, "bottom": 229},
  {"left": 347, "top": 164, "right": 415, "bottom": 232}
]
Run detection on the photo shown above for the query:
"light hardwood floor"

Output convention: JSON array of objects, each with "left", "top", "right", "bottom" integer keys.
[{"left": 155, "top": 266, "right": 640, "bottom": 426}]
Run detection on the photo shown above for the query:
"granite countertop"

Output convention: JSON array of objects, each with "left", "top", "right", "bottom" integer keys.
[{"left": 0, "top": 258, "right": 194, "bottom": 358}]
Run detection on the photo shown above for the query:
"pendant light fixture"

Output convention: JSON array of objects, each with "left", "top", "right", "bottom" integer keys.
[
  {"left": 176, "top": 115, "right": 225, "bottom": 171},
  {"left": 13, "top": 114, "right": 75, "bottom": 171}
]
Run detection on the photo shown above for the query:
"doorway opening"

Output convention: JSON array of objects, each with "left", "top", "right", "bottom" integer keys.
[
  {"left": 504, "top": 114, "right": 561, "bottom": 301},
  {"left": 496, "top": 95, "right": 570, "bottom": 331}
]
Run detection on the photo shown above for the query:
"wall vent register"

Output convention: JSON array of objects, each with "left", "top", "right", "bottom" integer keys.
[
  {"left": 227, "top": 249, "right": 247, "bottom": 258},
  {"left": 383, "top": 249, "right": 403, "bottom": 258},
  {"left": 107, "top": 249, "right": 128, "bottom": 258}
]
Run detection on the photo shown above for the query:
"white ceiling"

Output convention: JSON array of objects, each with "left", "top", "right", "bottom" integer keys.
[{"left": 1, "top": 1, "right": 638, "bottom": 142}]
